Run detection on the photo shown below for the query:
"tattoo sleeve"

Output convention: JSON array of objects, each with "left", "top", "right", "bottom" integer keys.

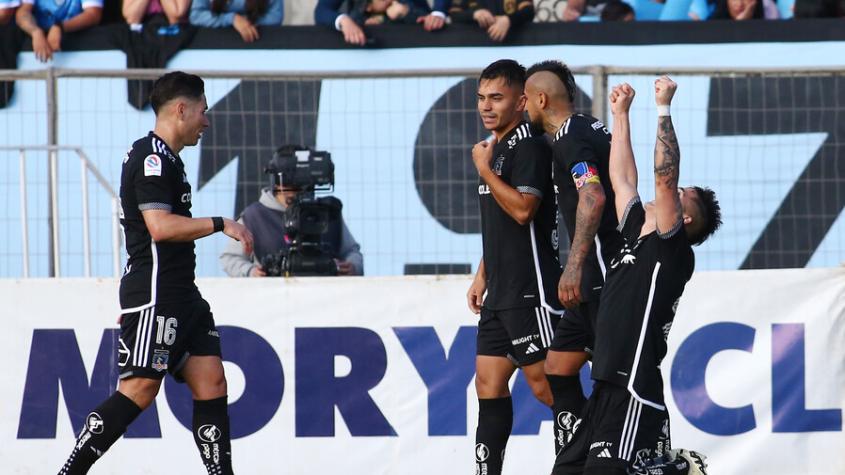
[
  {"left": 654, "top": 116, "right": 680, "bottom": 189},
  {"left": 566, "top": 182, "right": 605, "bottom": 270}
]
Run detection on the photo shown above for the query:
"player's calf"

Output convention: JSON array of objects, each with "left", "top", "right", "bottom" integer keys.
[{"left": 476, "top": 396, "right": 513, "bottom": 475}]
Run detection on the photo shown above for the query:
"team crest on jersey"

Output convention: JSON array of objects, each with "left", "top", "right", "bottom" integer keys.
[
  {"left": 151, "top": 349, "right": 169, "bottom": 371},
  {"left": 144, "top": 154, "right": 162, "bottom": 176},
  {"left": 493, "top": 155, "right": 505, "bottom": 175}
]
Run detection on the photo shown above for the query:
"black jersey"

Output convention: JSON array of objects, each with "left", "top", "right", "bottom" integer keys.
[
  {"left": 118, "top": 132, "right": 201, "bottom": 313},
  {"left": 552, "top": 114, "right": 624, "bottom": 302},
  {"left": 479, "top": 122, "right": 562, "bottom": 312},
  {"left": 590, "top": 197, "right": 695, "bottom": 409}
]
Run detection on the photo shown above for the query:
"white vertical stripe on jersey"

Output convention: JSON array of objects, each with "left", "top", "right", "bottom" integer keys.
[
  {"left": 595, "top": 236, "right": 606, "bottom": 280},
  {"left": 529, "top": 223, "right": 565, "bottom": 316},
  {"left": 627, "top": 262, "right": 667, "bottom": 410},
  {"left": 120, "top": 239, "right": 160, "bottom": 314},
  {"left": 564, "top": 117, "right": 572, "bottom": 135}
]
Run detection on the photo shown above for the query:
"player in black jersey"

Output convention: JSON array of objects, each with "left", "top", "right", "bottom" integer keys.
[
  {"left": 552, "top": 78, "right": 721, "bottom": 475},
  {"left": 524, "top": 60, "right": 625, "bottom": 457},
  {"left": 466, "top": 59, "right": 563, "bottom": 475},
  {"left": 57, "top": 72, "right": 253, "bottom": 475}
]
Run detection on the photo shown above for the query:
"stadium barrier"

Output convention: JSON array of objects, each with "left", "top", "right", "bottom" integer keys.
[
  {"left": 1, "top": 65, "right": 843, "bottom": 278},
  {"left": 3, "top": 267, "right": 843, "bottom": 474}
]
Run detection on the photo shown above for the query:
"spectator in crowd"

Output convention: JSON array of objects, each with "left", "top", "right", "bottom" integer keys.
[
  {"left": 449, "top": 0, "right": 534, "bottom": 42},
  {"left": 709, "top": 0, "right": 779, "bottom": 19},
  {"left": 315, "top": 0, "right": 446, "bottom": 46},
  {"left": 15, "top": 0, "right": 102, "bottom": 62},
  {"left": 560, "top": 0, "right": 605, "bottom": 21},
  {"left": 357, "top": 0, "right": 428, "bottom": 27},
  {"left": 600, "top": 0, "right": 634, "bottom": 20},
  {"left": 0, "top": 0, "right": 18, "bottom": 25},
  {"left": 190, "top": 0, "right": 282, "bottom": 43},
  {"left": 123, "top": 0, "right": 191, "bottom": 31},
  {"left": 794, "top": 0, "right": 843, "bottom": 16},
  {"left": 220, "top": 175, "right": 363, "bottom": 278}
]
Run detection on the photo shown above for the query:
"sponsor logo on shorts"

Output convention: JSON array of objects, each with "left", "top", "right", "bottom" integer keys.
[
  {"left": 86, "top": 412, "right": 104, "bottom": 434},
  {"left": 596, "top": 448, "right": 613, "bottom": 458},
  {"left": 151, "top": 349, "right": 169, "bottom": 372},
  {"left": 590, "top": 441, "right": 612, "bottom": 451},
  {"left": 208, "top": 330, "right": 220, "bottom": 338},
  {"left": 475, "top": 443, "right": 490, "bottom": 462},
  {"left": 198, "top": 424, "right": 222, "bottom": 443},
  {"left": 511, "top": 334, "right": 539, "bottom": 345},
  {"left": 525, "top": 343, "right": 541, "bottom": 355},
  {"left": 117, "top": 337, "right": 130, "bottom": 367}
]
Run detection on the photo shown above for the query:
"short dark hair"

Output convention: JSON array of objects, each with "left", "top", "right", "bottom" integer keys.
[
  {"left": 479, "top": 59, "right": 527, "bottom": 91},
  {"left": 689, "top": 186, "right": 722, "bottom": 246},
  {"left": 150, "top": 72, "right": 205, "bottom": 115},
  {"left": 526, "top": 60, "right": 577, "bottom": 104},
  {"left": 601, "top": 0, "right": 635, "bottom": 21}
]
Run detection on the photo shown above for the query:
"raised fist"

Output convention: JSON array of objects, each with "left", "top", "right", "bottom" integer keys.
[
  {"left": 654, "top": 76, "right": 677, "bottom": 106},
  {"left": 609, "top": 83, "right": 635, "bottom": 115}
]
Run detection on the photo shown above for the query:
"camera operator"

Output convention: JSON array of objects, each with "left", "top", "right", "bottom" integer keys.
[{"left": 219, "top": 146, "right": 363, "bottom": 277}]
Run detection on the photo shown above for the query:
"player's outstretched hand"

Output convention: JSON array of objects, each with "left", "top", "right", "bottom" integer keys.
[
  {"left": 654, "top": 76, "right": 677, "bottom": 106},
  {"left": 223, "top": 218, "right": 254, "bottom": 256},
  {"left": 466, "top": 276, "right": 486, "bottom": 314},
  {"left": 471, "top": 136, "right": 496, "bottom": 176},
  {"left": 609, "top": 83, "right": 635, "bottom": 116}
]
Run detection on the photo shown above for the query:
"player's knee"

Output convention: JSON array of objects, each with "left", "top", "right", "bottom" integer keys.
[
  {"left": 475, "top": 372, "right": 510, "bottom": 398},
  {"left": 525, "top": 373, "right": 553, "bottom": 405},
  {"left": 196, "top": 373, "right": 228, "bottom": 399},
  {"left": 118, "top": 377, "right": 162, "bottom": 409},
  {"left": 545, "top": 350, "right": 587, "bottom": 376}
]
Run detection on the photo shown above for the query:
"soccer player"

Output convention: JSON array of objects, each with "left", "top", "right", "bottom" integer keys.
[
  {"left": 524, "top": 60, "right": 625, "bottom": 454},
  {"left": 57, "top": 72, "right": 254, "bottom": 475},
  {"left": 466, "top": 59, "right": 563, "bottom": 475},
  {"left": 552, "top": 78, "right": 721, "bottom": 475}
]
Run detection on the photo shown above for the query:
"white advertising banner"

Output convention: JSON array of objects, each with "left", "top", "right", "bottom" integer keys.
[{"left": 1, "top": 268, "right": 843, "bottom": 474}]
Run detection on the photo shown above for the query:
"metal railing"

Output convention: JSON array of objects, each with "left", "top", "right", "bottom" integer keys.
[
  {"left": 0, "top": 145, "right": 121, "bottom": 278},
  {"left": 1, "top": 66, "right": 843, "bottom": 277}
]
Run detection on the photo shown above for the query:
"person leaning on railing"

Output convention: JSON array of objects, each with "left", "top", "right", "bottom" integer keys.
[
  {"left": 0, "top": 0, "right": 17, "bottom": 25},
  {"left": 15, "top": 0, "right": 102, "bottom": 62},
  {"left": 448, "top": 0, "right": 535, "bottom": 42},
  {"left": 315, "top": 0, "right": 450, "bottom": 46},
  {"left": 123, "top": 0, "right": 191, "bottom": 32},
  {"left": 189, "top": 0, "right": 282, "bottom": 43}
]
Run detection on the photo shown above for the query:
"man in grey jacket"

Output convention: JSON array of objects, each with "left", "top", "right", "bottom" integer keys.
[{"left": 220, "top": 185, "right": 363, "bottom": 277}]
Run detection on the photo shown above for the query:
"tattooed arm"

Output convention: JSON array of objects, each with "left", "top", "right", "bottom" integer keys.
[
  {"left": 653, "top": 76, "right": 684, "bottom": 234},
  {"left": 559, "top": 181, "right": 605, "bottom": 309}
]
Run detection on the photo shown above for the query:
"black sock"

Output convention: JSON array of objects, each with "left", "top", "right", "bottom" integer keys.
[
  {"left": 193, "top": 396, "right": 234, "bottom": 475},
  {"left": 547, "top": 374, "right": 586, "bottom": 455},
  {"left": 58, "top": 391, "right": 142, "bottom": 475},
  {"left": 476, "top": 397, "right": 513, "bottom": 475}
]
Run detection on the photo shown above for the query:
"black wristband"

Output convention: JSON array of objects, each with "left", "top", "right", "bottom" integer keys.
[{"left": 212, "top": 216, "right": 225, "bottom": 233}]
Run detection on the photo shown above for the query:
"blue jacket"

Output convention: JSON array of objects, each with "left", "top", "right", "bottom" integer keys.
[
  {"left": 314, "top": 0, "right": 449, "bottom": 27},
  {"left": 190, "top": 0, "right": 284, "bottom": 27}
]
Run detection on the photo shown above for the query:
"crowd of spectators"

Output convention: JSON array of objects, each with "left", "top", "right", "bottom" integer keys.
[{"left": 0, "top": 0, "right": 842, "bottom": 61}]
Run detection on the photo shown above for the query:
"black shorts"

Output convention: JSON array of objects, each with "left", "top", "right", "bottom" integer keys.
[
  {"left": 550, "top": 299, "right": 600, "bottom": 354},
  {"left": 552, "top": 382, "right": 671, "bottom": 474},
  {"left": 118, "top": 298, "right": 221, "bottom": 382},
  {"left": 477, "top": 306, "right": 561, "bottom": 366}
]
